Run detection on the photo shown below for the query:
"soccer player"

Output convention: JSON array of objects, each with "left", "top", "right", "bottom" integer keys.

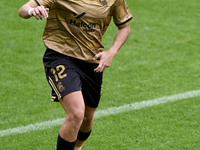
[{"left": 18, "top": 0, "right": 133, "bottom": 149}]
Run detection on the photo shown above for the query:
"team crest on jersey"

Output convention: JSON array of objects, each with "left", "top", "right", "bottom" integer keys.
[
  {"left": 99, "top": 0, "right": 107, "bottom": 6},
  {"left": 57, "top": 82, "right": 65, "bottom": 93}
]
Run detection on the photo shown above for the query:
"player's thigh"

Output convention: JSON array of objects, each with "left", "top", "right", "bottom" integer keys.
[
  {"left": 60, "top": 91, "right": 85, "bottom": 116},
  {"left": 84, "top": 105, "right": 96, "bottom": 118}
]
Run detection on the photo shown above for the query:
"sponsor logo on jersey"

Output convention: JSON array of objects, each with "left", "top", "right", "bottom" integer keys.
[
  {"left": 70, "top": 12, "right": 96, "bottom": 33},
  {"left": 73, "top": 12, "right": 86, "bottom": 19}
]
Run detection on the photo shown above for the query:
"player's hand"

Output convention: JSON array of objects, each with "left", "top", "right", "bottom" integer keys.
[
  {"left": 93, "top": 51, "right": 115, "bottom": 73},
  {"left": 31, "top": 6, "right": 49, "bottom": 20}
]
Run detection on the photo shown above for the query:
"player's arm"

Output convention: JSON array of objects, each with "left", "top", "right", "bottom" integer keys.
[
  {"left": 93, "top": 24, "right": 131, "bottom": 73},
  {"left": 18, "top": 1, "right": 49, "bottom": 20}
]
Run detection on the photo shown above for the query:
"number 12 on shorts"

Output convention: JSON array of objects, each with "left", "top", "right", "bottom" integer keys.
[{"left": 51, "top": 65, "right": 67, "bottom": 82}]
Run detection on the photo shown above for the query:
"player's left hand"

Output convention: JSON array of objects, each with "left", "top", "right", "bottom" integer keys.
[{"left": 93, "top": 51, "right": 115, "bottom": 73}]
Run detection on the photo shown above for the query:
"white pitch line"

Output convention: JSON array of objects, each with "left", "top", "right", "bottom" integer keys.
[{"left": 1, "top": 90, "right": 200, "bottom": 137}]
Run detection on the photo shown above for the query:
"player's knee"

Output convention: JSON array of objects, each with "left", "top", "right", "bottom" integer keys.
[
  {"left": 83, "top": 115, "right": 94, "bottom": 124},
  {"left": 74, "top": 111, "right": 84, "bottom": 122},
  {"left": 69, "top": 110, "right": 84, "bottom": 127}
]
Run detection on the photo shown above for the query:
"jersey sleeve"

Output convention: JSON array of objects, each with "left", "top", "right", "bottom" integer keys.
[
  {"left": 30, "top": 0, "right": 55, "bottom": 8},
  {"left": 112, "top": 0, "right": 133, "bottom": 28}
]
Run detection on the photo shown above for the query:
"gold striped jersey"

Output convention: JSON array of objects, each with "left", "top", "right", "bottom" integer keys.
[{"left": 31, "top": 0, "right": 133, "bottom": 63}]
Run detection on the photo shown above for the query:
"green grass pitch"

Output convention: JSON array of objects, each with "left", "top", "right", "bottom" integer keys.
[{"left": 0, "top": 0, "right": 200, "bottom": 149}]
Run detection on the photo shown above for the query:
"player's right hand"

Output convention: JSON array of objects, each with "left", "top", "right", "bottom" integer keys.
[{"left": 31, "top": 6, "right": 49, "bottom": 20}]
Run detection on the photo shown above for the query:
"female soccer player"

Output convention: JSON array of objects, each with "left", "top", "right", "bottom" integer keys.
[{"left": 19, "top": 0, "right": 133, "bottom": 149}]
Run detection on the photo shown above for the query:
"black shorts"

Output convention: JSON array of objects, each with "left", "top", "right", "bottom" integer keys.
[{"left": 43, "top": 48, "right": 103, "bottom": 108}]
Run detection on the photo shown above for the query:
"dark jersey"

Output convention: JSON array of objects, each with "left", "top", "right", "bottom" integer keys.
[{"left": 31, "top": 0, "right": 133, "bottom": 63}]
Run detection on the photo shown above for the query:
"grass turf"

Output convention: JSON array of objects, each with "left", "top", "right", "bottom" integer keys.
[{"left": 0, "top": 0, "right": 200, "bottom": 149}]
